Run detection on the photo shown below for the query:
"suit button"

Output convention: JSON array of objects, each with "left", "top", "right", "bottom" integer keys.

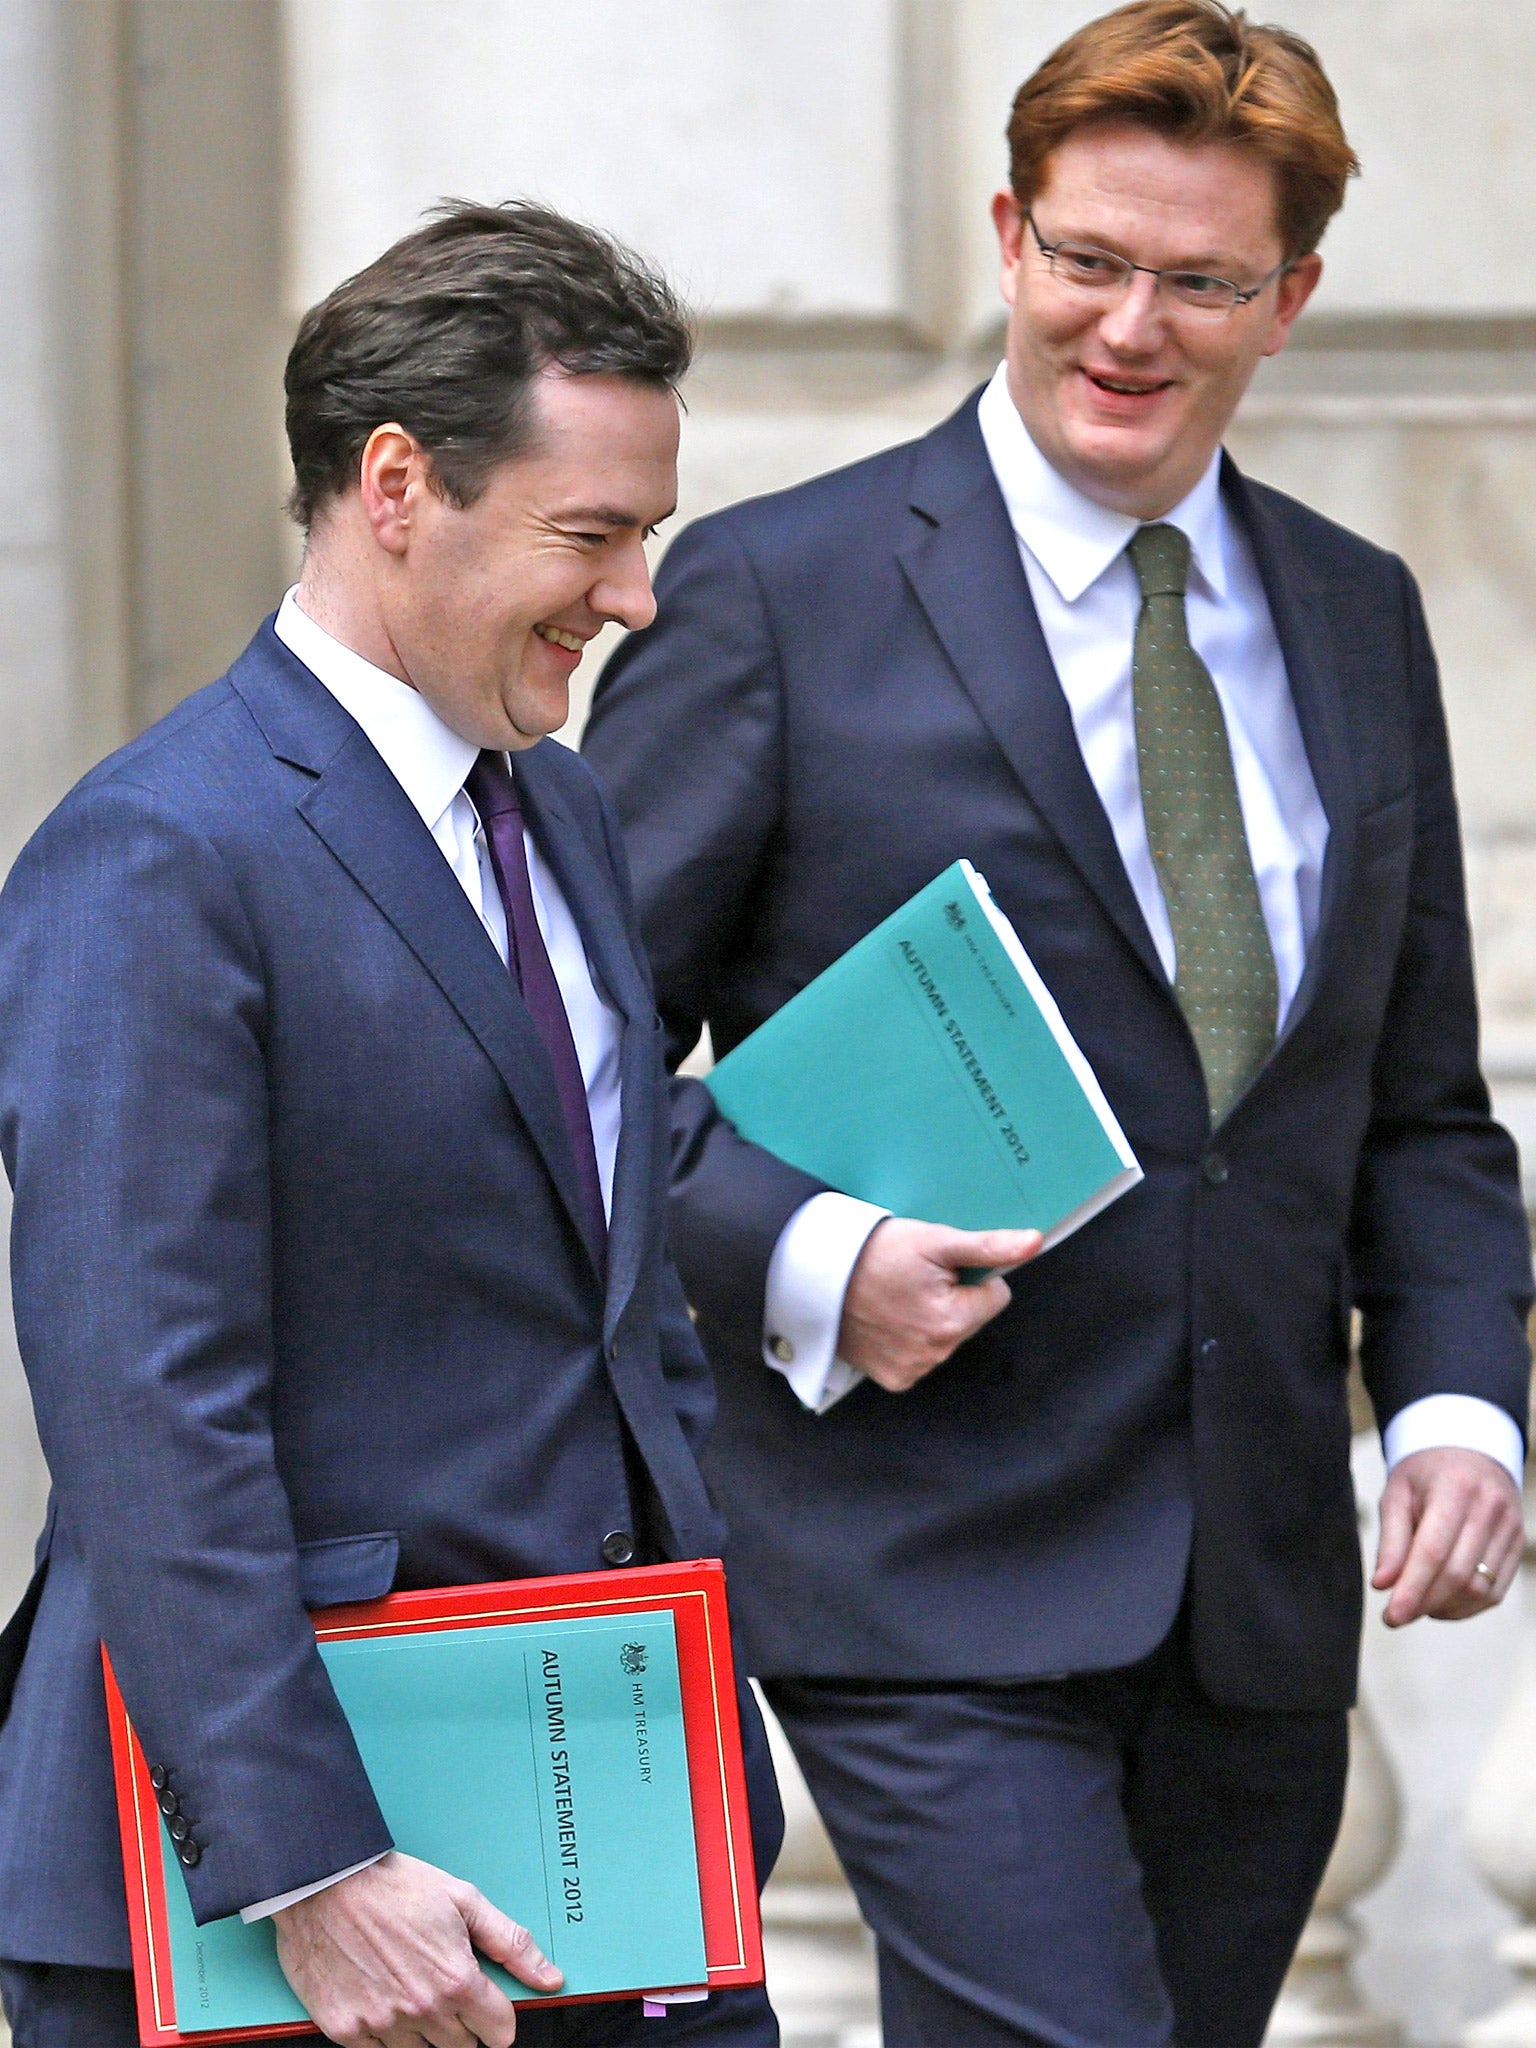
[
  {"left": 1202, "top": 1151, "right": 1229, "bottom": 1186},
  {"left": 1200, "top": 1338, "right": 1220, "bottom": 1366},
  {"left": 768, "top": 1335, "right": 795, "bottom": 1364},
  {"left": 601, "top": 1529, "right": 637, "bottom": 1567},
  {"left": 167, "top": 1815, "right": 190, "bottom": 1842},
  {"left": 149, "top": 1765, "right": 169, "bottom": 1792},
  {"left": 157, "top": 1790, "right": 180, "bottom": 1817},
  {"left": 178, "top": 1840, "right": 201, "bottom": 1868}
]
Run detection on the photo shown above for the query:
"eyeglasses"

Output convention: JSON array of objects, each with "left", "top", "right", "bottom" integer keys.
[{"left": 1025, "top": 212, "right": 1289, "bottom": 317}]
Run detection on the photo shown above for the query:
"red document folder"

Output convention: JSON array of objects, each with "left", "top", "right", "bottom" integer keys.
[{"left": 104, "top": 1559, "right": 765, "bottom": 2045}]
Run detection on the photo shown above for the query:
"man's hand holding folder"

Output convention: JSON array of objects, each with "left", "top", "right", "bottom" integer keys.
[
  {"left": 838, "top": 1220, "right": 1042, "bottom": 1395},
  {"left": 276, "top": 1851, "right": 563, "bottom": 2048},
  {"left": 705, "top": 860, "right": 1140, "bottom": 1405},
  {"left": 104, "top": 1564, "right": 762, "bottom": 2042}
]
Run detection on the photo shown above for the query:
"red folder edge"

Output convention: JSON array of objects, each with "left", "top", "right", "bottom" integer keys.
[{"left": 103, "top": 1559, "right": 764, "bottom": 2046}]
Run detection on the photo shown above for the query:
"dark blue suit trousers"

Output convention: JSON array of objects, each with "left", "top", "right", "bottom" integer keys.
[{"left": 767, "top": 1616, "right": 1346, "bottom": 2048}]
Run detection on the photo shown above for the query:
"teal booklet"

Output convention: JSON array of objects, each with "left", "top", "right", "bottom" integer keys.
[
  {"left": 706, "top": 860, "right": 1141, "bottom": 1246},
  {"left": 148, "top": 1611, "right": 705, "bottom": 2034}
]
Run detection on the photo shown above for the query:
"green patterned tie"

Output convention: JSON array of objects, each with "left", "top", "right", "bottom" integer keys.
[{"left": 1129, "top": 522, "right": 1277, "bottom": 1125}]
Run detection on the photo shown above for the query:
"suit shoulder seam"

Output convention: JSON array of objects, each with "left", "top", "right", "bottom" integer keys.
[
  {"left": 1242, "top": 475, "right": 1406, "bottom": 577},
  {"left": 709, "top": 517, "right": 790, "bottom": 791}
]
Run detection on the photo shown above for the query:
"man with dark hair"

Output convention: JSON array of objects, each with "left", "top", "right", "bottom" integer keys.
[
  {"left": 0, "top": 202, "right": 780, "bottom": 2048},
  {"left": 584, "top": 6, "right": 1532, "bottom": 2044}
]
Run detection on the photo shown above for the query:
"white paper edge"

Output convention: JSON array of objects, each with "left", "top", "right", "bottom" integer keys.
[
  {"left": 1033, "top": 1167, "right": 1144, "bottom": 1253},
  {"left": 958, "top": 860, "right": 1144, "bottom": 1247}
]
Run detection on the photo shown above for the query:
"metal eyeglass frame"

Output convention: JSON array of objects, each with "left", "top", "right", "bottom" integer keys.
[{"left": 1024, "top": 211, "right": 1290, "bottom": 314}]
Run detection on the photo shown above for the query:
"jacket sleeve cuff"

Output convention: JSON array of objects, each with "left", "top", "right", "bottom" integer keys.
[
  {"left": 240, "top": 1851, "right": 389, "bottom": 1923},
  {"left": 763, "top": 1193, "right": 888, "bottom": 1413},
  {"left": 1381, "top": 1393, "right": 1525, "bottom": 1490}
]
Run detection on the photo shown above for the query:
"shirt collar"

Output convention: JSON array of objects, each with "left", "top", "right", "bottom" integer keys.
[
  {"left": 975, "top": 362, "right": 1229, "bottom": 605},
  {"left": 274, "top": 588, "right": 480, "bottom": 832}
]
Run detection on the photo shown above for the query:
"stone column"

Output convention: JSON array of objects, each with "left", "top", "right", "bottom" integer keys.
[
  {"left": 1461, "top": 1487, "right": 1536, "bottom": 2048},
  {"left": 1265, "top": 1698, "right": 1404, "bottom": 2047},
  {"left": 0, "top": 0, "right": 99, "bottom": 1628}
]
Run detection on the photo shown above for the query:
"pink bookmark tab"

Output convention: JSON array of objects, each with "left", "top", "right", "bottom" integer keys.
[{"left": 644, "top": 1989, "right": 709, "bottom": 2017}]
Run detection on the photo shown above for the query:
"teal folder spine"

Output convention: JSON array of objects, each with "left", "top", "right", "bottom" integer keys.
[{"left": 705, "top": 860, "right": 1141, "bottom": 1244}]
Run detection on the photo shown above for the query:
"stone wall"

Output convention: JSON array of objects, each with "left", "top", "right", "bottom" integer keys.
[{"left": 0, "top": 0, "right": 96, "bottom": 1645}]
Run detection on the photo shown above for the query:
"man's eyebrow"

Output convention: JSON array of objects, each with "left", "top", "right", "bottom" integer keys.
[
  {"left": 556, "top": 503, "right": 677, "bottom": 528},
  {"left": 1057, "top": 226, "right": 1254, "bottom": 273}
]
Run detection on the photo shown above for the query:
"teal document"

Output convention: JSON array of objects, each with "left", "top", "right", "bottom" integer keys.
[
  {"left": 160, "top": 1611, "right": 705, "bottom": 2034},
  {"left": 706, "top": 860, "right": 1141, "bottom": 1246}
]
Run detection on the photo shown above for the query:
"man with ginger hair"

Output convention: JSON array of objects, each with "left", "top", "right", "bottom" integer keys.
[{"left": 584, "top": 5, "right": 1533, "bottom": 2043}]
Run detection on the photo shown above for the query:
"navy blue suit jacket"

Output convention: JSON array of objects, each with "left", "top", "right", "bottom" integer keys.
[
  {"left": 582, "top": 390, "right": 1533, "bottom": 1713},
  {"left": 0, "top": 624, "right": 723, "bottom": 1966}
]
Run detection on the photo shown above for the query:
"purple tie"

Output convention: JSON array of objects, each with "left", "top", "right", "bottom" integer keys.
[{"left": 465, "top": 750, "right": 607, "bottom": 1263}]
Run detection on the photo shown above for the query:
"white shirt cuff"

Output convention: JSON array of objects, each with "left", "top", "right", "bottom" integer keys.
[
  {"left": 1382, "top": 1393, "right": 1524, "bottom": 1491},
  {"left": 762, "top": 1192, "right": 889, "bottom": 1413},
  {"left": 240, "top": 1851, "right": 389, "bottom": 1923}
]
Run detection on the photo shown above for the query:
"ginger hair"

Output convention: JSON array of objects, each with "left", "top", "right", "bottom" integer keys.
[{"left": 1008, "top": 0, "right": 1359, "bottom": 258}]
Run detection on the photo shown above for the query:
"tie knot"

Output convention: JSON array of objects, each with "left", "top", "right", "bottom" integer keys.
[
  {"left": 1129, "top": 522, "right": 1191, "bottom": 600},
  {"left": 464, "top": 748, "right": 521, "bottom": 824}
]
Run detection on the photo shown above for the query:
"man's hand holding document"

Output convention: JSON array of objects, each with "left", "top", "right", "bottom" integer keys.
[{"left": 706, "top": 860, "right": 1142, "bottom": 1390}]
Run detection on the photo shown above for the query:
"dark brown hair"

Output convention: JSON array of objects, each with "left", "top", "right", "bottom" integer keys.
[
  {"left": 1007, "top": 0, "right": 1359, "bottom": 259},
  {"left": 284, "top": 200, "right": 692, "bottom": 530}
]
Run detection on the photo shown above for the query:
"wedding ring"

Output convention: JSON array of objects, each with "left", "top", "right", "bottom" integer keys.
[{"left": 1475, "top": 1560, "right": 1497, "bottom": 1586}]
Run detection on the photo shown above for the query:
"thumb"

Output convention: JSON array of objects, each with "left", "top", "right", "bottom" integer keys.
[
  {"left": 461, "top": 1889, "right": 564, "bottom": 1992},
  {"left": 1372, "top": 1470, "right": 1416, "bottom": 1590},
  {"left": 930, "top": 1227, "right": 1043, "bottom": 1276}
]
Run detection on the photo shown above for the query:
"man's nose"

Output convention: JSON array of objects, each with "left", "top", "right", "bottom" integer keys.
[
  {"left": 597, "top": 537, "right": 658, "bottom": 633},
  {"left": 1095, "top": 271, "right": 1164, "bottom": 354}
]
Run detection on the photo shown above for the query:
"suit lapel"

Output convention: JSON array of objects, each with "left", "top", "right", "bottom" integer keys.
[
  {"left": 1225, "top": 461, "right": 1360, "bottom": 1051},
  {"left": 898, "top": 408, "right": 1366, "bottom": 1115},
  {"left": 897, "top": 398, "right": 1168, "bottom": 992},
  {"left": 230, "top": 630, "right": 603, "bottom": 1275},
  {"left": 513, "top": 746, "right": 655, "bottom": 1334}
]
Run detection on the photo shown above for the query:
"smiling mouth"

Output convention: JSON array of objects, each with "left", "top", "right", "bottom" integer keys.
[
  {"left": 533, "top": 623, "right": 586, "bottom": 653},
  {"left": 1082, "top": 369, "right": 1173, "bottom": 398}
]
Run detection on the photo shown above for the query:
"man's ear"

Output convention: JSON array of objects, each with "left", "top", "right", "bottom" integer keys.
[
  {"left": 1264, "top": 253, "right": 1324, "bottom": 358},
  {"left": 358, "top": 424, "right": 428, "bottom": 556},
  {"left": 992, "top": 189, "right": 1028, "bottom": 309}
]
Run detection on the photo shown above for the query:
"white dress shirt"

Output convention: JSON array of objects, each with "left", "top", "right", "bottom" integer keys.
[
  {"left": 274, "top": 590, "right": 623, "bottom": 1211},
  {"left": 241, "top": 590, "right": 624, "bottom": 1922},
  {"left": 761, "top": 368, "right": 1522, "bottom": 1495},
  {"left": 977, "top": 364, "right": 1328, "bottom": 1015}
]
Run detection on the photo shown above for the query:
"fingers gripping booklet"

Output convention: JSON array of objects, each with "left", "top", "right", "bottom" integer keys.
[{"left": 706, "top": 861, "right": 1141, "bottom": 1247}]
